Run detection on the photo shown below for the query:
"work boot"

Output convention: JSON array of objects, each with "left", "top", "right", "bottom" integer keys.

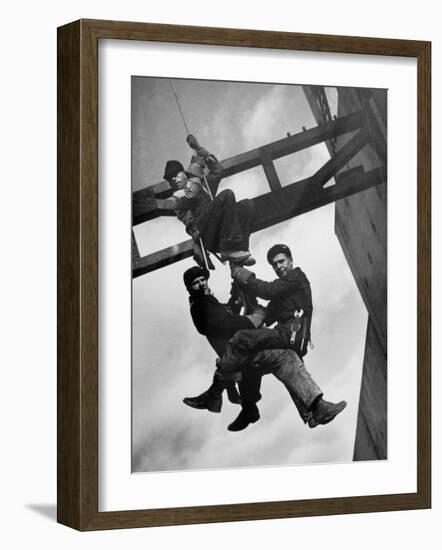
[
  {"left": 227, "top": 404, "right": 260, "bottom": 432},
  {"left": 220, "top": 250, "right": 252, "bottom": 264},
  {"left": 308, "top": 399, "right": 347, "bottom": 428},
  {"left": 183, "top": 390, "right": 222, "bottom": 413},
  {"left": 240, "top": 256, "right": 256, "bottom": 266},
  {"left": 225, "top": 382, "right": 242, "bottom": 405}
]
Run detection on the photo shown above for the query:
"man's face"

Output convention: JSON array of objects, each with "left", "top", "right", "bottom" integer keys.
[
  {"left": 173, "top": 171, "right": 187, "bottom": 189},
  {"left": 270, "top": 253, "right": 293, "bottom": 278},
  {"left": 190, "top": 276, "right": 210, "bottom": 295}
]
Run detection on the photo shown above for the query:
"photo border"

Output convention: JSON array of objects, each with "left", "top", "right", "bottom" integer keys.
[{"left": 57, "top": 19, "right": 431, "bottom": 530}]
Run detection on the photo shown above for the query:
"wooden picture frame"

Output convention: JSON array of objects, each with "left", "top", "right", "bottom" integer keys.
[{"left": 57, "top": 19, "right": 431, "bottom": 530}]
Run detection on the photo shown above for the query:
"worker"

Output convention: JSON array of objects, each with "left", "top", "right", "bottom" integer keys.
[
  {"left": 183, "top": 265, "right": 341, "bottom": 431},
  {"left": 163, "top": 135, "right": 255, "bottom": 266},
  {"left": 214, "top": 243, "right": 347, "bottom": 428}
]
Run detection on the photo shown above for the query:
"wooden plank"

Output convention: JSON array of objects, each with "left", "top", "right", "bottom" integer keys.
[
  {"left": 133, "top": 110, "right": 365, "bottom": 225},
  {"left": 133, "top": 240, "right": 194, "bottom": 277},
  {"left": 311, "top": 129, "right": 369, "bottom": 188},
  {"left": 133, "top": 196, "right": 175, "bottom": 225},
  {"left": 220, "top": 109, "right": 362, "bottom": 176},
  {"left": 132, "top": 230, "right": 140, "bottom": 272},
  {"left": 253, "top": 166, "right": 380, "bottom": 231},
  {"left": 133, "top": 166, "right": 382, "bottom": 277},
  {"left": 260, "top": 149, "right": 282, "bottom": 191}
]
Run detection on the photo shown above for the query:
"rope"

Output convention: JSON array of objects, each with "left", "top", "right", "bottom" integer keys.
[
  {"left": 169, "top": 80, "right": 190, "bottom": 136},
  {"left": 169, "top": 80, "right": 223, "bottom": 273},
  {"left": 169, "top": 79, "right": 215, "bottom": 201}
]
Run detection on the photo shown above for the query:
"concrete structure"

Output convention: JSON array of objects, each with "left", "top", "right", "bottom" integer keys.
[
  {"left": 336, "top": 88, "right": 387, "bottom": 460},
  {"left": 305, "top": 86, "right": 387, "bottom": 460}
]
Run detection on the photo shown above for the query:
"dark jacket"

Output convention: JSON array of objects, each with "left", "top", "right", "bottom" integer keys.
[
  {"left": 189, "top": 293, "right": 253, "bottom": 357},
  {"left": 245, "top": 267, "right": 313, "bottom": 343}
]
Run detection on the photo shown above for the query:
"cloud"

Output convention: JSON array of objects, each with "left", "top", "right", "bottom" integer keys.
[{"left": 131, "top": 79, "right": 370, "bottom": 473}]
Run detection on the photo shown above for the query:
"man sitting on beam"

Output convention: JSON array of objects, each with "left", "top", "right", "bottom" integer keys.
[{"left": 163, "top": 134, "right": 255, "bottom": 268}]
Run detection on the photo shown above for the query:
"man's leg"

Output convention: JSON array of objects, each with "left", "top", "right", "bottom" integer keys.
[
  {"left": 252, "top": 349, "right": 347, "bottom": 427},
  {"left": 182, "top": 373, "right": 224, "bottom": 413},
  {"left": 217, "top": 327, "right": 287, "bottom": 380},
  {"left": 227, "top": 365, "right": 262, "bottom": 432},
  {"left": 236, "top": 198, "right": 255, "bottom": 251},
  {"left": 197, "top": 189, "right": 244, "bottom": 253},
  {"left": 252, "top": 349, "right": 322, "bottom": 423}
]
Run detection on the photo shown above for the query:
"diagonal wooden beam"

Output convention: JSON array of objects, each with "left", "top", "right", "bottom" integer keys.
[
  {"left": 310, "top": 129, "right": 370, "bottom": 188},
  {"left": 220, "top": 109, "right": 363, "bottom": 177},
  {"left": 132, "top": 110, "right": 364, "bottom": 225},
  {"left": 133, "top": 166, "right": 382, "bottom": 277},
  {"left": 260, "top": 149, "right": 282, "bottom": 191}
]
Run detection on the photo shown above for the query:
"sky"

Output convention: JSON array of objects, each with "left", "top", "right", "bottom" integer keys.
[{"left": 131, "top": 77, "right": 368, "bottom": 473}]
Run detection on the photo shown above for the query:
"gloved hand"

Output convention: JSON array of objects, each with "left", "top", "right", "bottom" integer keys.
[
  {"left": 186, "top": 134, "right": 200, "bottom": 150},
  {"left": 231, "top": 265, "right": 254, "bottom": 285},
  {"left": 191, "top": 228, "right": 200, "bottom": 243}
]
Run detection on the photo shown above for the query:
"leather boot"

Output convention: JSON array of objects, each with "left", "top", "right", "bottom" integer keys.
[
  {"left": 270, "top": 350, "right": 323, "bottom": 423},
  {"left": 227, "top": 404, "right": 260, "bottom": 432},
  {"left": 183, "top": 379, "right": 223, "bottom": 413},
  {"left": 308, "top": 398, "right": 347, "bottom": 428}
]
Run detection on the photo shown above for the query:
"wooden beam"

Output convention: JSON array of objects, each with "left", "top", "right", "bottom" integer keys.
[
  {"left": 133, "top": 166, "right": 382, "bottom": 277},
  {"left": 253, "top": 166, "right": 380, "bottom": 232},
  {"left": 133, "top": 240, "right": 194, "bottom": 278},
  {"left": 133, "top": 125, "right": 370, "bottom": 226},
  {"left": 132, "top": 110, "right": 364, "bottom": 225},
  {"left": 132, "top": 230, "right": 140, "bottom": 266},
  {"left": 260, "top": 149, "right": 282, "bottom": 191},
  {"left": 302, "top": 85, "right": 336, "bottom": 157},
  {"left": 311, "top": 129, "right": 369, "bottom": 188},
  {"left": 220, "top": 109, "right": 363, "bottom": 177},
  {"left": 133, "top": 196, "right": 175, "bottom": 225}
]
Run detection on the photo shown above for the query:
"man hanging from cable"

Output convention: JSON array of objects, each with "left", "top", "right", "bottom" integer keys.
[{"left": 163, "top": 134, "right": 256, "bottom": 268}]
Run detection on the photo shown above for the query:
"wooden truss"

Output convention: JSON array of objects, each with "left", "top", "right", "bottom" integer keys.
[{"left": 132, "top": 100, "right": 385, "bottom": 278}]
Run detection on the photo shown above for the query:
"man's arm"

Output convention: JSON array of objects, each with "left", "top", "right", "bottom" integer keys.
[
  {"left": 231, "top": 266, "right": 303, "bottom": 301},
  {"left": 171, "top": 195, "right": 197, "bottom": 236},
  {"left": 191, "top": 301, "right": 252, "bottom": 338},
  {"left": 187, "top": 135, "right": 223, "bottom": 189}
]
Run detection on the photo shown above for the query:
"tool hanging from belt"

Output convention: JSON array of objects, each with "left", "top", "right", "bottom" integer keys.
[
  {"left": 290, "top": 309, "right": 303, "bottom": 345},
  {"left": 289, "top": 309, "right": 313, "bottom": 355},
  {"left": 229, "top": 280, "right": 258, "bottom": 316}
]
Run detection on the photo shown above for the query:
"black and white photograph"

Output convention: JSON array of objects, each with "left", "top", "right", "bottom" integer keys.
[{"left": 131, "top": 77, "right": 387, "bottom": 473}]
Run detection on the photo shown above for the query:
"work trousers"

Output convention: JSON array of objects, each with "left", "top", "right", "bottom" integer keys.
[
  {"left": 197, "top": 189, "right": 255, "bottom": 253},
  {"left": 251, "top": 349, "right": 322, "bottom": 423},
  {"left": 218, "top": 326, "right": 297, "bottom": 376},
  {"left": 208, "top": 333, "right": 263, "bottom": 409}
]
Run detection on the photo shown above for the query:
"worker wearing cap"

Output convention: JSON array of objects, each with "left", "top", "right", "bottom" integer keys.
[
  {"left": 182, "top": 265, "right": 263, "bottom": 427},
  {"left": 215, "top": 244, "right": 347, "bottom": 428},
  {"left": 164, "top": 135, "right": 255, "bottom": 265},
  {"left": 182, "top": 265, "right": 337, "bottom": 432}
]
